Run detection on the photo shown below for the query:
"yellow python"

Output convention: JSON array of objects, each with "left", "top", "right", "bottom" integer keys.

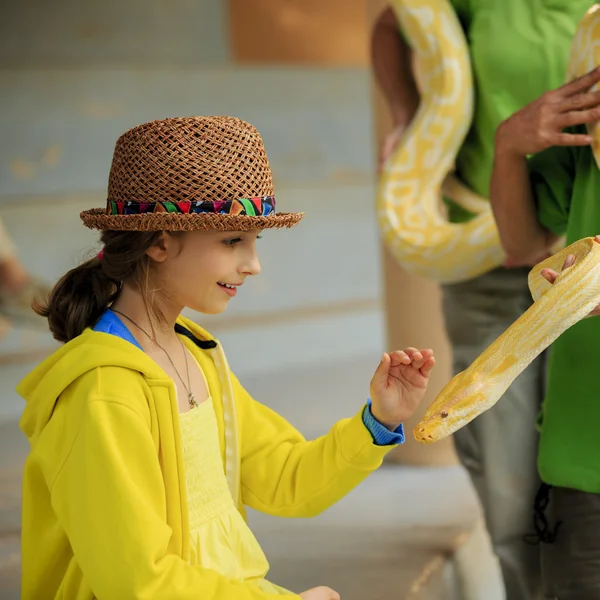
[
  {"left": 414, "top": 6, "right": 600, "bottom": 443},
  {"left": 376, "top": 0, "right": 504, "bottom": 284}
]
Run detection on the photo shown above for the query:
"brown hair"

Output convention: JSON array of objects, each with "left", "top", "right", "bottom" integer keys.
[{"left": 36, "top": 230, "right": 163, "bottom": 343}]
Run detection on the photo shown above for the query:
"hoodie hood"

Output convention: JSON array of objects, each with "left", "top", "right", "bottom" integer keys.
[{"left": 18, "top": 318, "right": 216, "bottom": 445}]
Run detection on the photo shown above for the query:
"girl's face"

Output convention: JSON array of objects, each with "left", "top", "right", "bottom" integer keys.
[{"left": 152, "top": 230, "right": 262, "bottom": 315}]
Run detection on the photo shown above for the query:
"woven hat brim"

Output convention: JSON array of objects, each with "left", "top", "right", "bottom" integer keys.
[{"left": 80, "top": 208, "right": 304, "bottom": 232}]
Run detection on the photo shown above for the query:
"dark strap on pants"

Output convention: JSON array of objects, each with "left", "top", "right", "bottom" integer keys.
[{"left": 524, "top": 483, "right": 563, "bottom": 545}]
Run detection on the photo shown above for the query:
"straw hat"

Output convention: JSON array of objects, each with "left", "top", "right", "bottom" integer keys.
[{"left": 81, "top": 116, "right": 303, "bottom": 232}]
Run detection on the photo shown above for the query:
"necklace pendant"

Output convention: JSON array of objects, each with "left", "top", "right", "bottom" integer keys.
[{"left": 188, "top": 392, "right": 197, "bottom": 409}]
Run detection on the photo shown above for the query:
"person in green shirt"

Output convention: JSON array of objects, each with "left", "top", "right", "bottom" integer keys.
[
  {"left": 491, "top": 66, "right": 600, "bottom": 599},
  {"left": 371, "top": 2, "right": 593, "bottom": 599}
]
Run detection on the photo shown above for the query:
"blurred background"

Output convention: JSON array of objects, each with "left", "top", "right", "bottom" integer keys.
[{"left": 0, "top": 0, "right": 498, "bottom": 597}]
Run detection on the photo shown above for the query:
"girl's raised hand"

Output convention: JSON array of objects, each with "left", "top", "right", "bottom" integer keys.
[{"left": 369, "top": 348, "right": 436, "bottom": 430}]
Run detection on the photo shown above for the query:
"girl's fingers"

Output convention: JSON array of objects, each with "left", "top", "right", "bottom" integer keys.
[
  {"left": 401, "top": 347, "right": 421, "bottom": 361},
  {"left": 412, "top": 348, "right": 433, "bottom": 370},
  {"left": 406, "top": 348, "right": 432, "bottom": 370},
  {"left": 371, "top": 352, "right": 391, "bottom": 388},
  {"left": 420, "top": 356, "right": 436, "bottom": 377},
  {"left": 410, "top": 355, "right": 427, "bottom": 370},
  {"left": 389, "top": 350, "right": 411, "bottom": 365},
  {"left": 404, "top": 348, "right": 423, "bottom": 366},
  {"left": 389, "top": 348, "right": 432, "bottom": 369}
]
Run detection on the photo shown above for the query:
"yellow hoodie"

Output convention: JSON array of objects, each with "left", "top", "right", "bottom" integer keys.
[{"left": 18, "top": 317, "right": 393, "bottom": 599}]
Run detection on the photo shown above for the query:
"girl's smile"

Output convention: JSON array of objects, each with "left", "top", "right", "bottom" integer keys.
[{"left": 217, "top": 281, "right": 242, "bottom": 297}]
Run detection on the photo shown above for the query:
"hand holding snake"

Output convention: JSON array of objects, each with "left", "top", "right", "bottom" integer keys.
[{"left": 541, "top": 236, "right": 600, "bottom": 317}]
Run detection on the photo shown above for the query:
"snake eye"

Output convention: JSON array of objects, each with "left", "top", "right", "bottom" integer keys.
[{"left": 441, "top": 411, "right": 449, "bottom": 419}]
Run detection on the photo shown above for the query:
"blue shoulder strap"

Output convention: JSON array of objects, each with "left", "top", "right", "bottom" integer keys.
[{"left": 93, "top": 309, "right": 144, "bottom": 351}]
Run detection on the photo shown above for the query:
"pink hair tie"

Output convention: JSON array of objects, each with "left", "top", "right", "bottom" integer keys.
[{"left": 97, "top": 248, "right": 105, "bottom": 261}]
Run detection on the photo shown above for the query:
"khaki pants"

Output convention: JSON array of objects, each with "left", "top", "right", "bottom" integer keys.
[
  {"left": 442, "top": 267, "right": 545, "bottom": 600},
  {"left": 541, "top": 487, "right": 600, "bottom": 600}
]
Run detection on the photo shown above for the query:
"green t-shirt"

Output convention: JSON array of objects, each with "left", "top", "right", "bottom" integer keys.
[
  {"left": 530, "top": 136, "right": 600, "bottom": 493},
  {"left": 421, "top": 0, "right": 593, "bottom": 222}
]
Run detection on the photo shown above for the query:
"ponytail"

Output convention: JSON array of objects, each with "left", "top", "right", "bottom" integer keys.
[
  {"left": 35, "top": 257, "right": 118, "bottom": 343},
  {"left": 35, "top": 230, "right": 162, "bottom": 343}
]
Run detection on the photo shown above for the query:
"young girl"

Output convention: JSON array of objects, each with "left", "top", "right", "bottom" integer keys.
[{"left": 18, "top": 116, "right": 436, "bottom": 600}]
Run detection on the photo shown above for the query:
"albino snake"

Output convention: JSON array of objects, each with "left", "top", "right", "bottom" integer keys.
[{"left": 376, "top": 0, "right": 504, "bottom": 284}]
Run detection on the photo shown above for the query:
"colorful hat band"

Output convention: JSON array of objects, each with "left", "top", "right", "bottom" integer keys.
[{"left": 106, "top": 196, "right": 276, "bottom": 217}]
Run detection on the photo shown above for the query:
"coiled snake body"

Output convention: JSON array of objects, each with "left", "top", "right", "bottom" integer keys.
[{"left": 376, "top": 0, "right": 504, "bottom": 284}]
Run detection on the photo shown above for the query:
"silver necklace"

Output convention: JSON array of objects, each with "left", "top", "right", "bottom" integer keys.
[{"left": 112, "top": 309, "right": 198, "bottom": 409}]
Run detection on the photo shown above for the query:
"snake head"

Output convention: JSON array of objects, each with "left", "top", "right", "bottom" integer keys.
[
  {"left": 413, "top": 407, "right": 458, "bottom": 444},
  {"left": 413, "top": 405, "right": 459, "bottom": 444},
  {"left": 413, "top": 373, "right": 488, "bottom": 443}
]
